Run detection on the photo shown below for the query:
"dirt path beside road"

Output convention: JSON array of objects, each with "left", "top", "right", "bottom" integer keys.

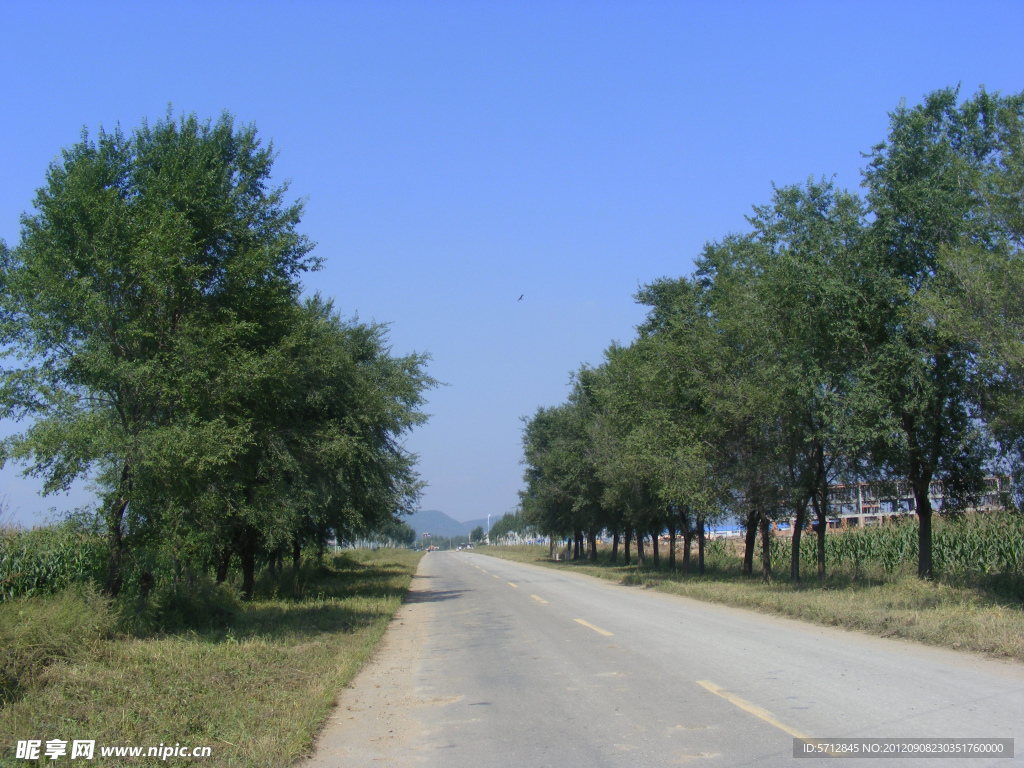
[{"left": 301, "top": 559, "right": 436, "bottom": 768}]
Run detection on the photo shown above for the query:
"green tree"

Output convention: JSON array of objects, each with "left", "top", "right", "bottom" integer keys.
[
  {"left": 210, "top": 296, "right": 433, "bottom": 595},
  {"left": 520, "top": 396, "right": 607, "bottom": 560},
  {"left": 863, "top": 88, "right": 1020, "bottom": 578},
  {"left": 566, "top": 368, "right": 620, "bottom": 561},
  {"left": 590, "top": 344, "right": 677, "bottom": 568},
  {"left": 0, "top": 113, "right": 315, "bottom": 596},
  {"left": 745, "top": 179, "right": 876, "bottom": 580},
  {"left": 365, "top": 518, "right": 417, "bottom": 548},
  {"left": 926, "top": 93, "right": 1024, "bottom": 490},
  {"left": 631, "top": 279, "right": 728, "bottom": 573},
  {"left": 488, "top": 510, "right": 535, "bottom": 543},
  {"left": 696, "top": 237, "right": 792, "bottom": 580},
  {"left": 470, "top": 525, "right": 485, "bottom": 543}
]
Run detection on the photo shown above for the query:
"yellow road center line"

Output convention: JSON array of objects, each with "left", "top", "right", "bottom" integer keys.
[
  {"left": 696, "top": 680, "right": 810, "bottom": 740},
  {"left": 493, "top": 574, "right": 500, "bottom": 579},
  {"left": 574, "top": 619, "right": 613, "bottom": 636},
  {"left": 508, "top": 582, "right": 518, "bottom": 588},
  {"left": 531, "top": 595, "right": 548, "bottom": 604},
  {"left": 480, "top": 569, "right": 487, "bottom": 573}
]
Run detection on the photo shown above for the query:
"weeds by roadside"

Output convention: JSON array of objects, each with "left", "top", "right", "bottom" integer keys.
[{"left": 1, "top": 549, "right": 422, "bottom": 768}]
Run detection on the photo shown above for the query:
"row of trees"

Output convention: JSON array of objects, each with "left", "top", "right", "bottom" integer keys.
[
  {"left": 0, "top": 113, "right": 434, "bottom": 598},
  {"left": 521, "top": 87, "right": 1024, "bottom": 581},
  {"left": 488, "top": 509, "right": 537, "bottom": 543}
]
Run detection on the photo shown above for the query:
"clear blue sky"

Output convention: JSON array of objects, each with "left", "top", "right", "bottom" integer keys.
[{"left": 2, "top": 1, "right": 1022, "bottom": 526}]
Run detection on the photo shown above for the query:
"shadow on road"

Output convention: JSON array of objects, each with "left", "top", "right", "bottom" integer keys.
[{"left": 405, "top": 588, "right": 466, "bottom": 604}]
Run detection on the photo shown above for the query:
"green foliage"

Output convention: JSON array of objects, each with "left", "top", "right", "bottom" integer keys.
[
  {"left": 1, "top": 112, "right": 434, "bottom": 600},
  {"left": 862, "top": 88, "right": 1024, "bottom": 575},
  {"left": 521, "top": 86, "right": 1024, "bottom": 582},
  {"left": 359, "top": 517, "right": 418, "bottom": 548},
  {"left": 135, "top": 577, "right": 241, "bottom": 634},
  {"left": 520, "top": 402, "right": 587, "bottom": 538},
  {"left": 489, "top": 510, "right": 536, "bottom": 541},
  {"left": 591, "top": 344, "right": 685, "bottom": 538},
  {"left": 926, "top": 92, "right": 1024, "bottom": 492},
  {"left": 0, "top": 111, "right": 318, "bottom": 595},
  {"left": 701, "top": 538, "right": 731, "bottom": 569},
  {"left": 0, "top": 522, "right": 107, "bottom": 601}
]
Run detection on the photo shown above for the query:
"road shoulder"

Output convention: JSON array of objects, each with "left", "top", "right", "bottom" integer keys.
[{"left": 301, "top": 558, "right": 434, "bottom": 768}]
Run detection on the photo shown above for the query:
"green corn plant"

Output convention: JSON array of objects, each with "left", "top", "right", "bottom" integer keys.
[
  {"left": 781, "top": 512, "right": 1022, "bottom": 581},
  {"left": 0, "top": 524, "right": 107, "bottom": 601}
]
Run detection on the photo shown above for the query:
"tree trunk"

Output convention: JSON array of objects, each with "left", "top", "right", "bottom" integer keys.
[
  {"left": 573, "top": 530, "right": 582, "bottom": 560},
  {"left": 812, "top": 488, "right": 827, "bottom": 580},
  {"left": 759, "top": 512, "right": 772, "bottom": 581},
  {"left": 588, "top": 531, "right": 598, "bottom": 561},
  {"left": 239, "top": 529, "right": 258, "bottom": 600},
  {"left": 815, "top": 446, "right": 828, "bottom": 580},
  {"left": 611, "top": 530, "right": 619, "bottom": 563},
  {"left": 697, "top": 517, "right": 706, "bottom": 575},
  {"left": 915, "top": 484, "right": 934, "bottom": 579},
  {"left": 636, "top": 529, "right": 645, "bottom": 566},
  {"left": 742, "top": 509, "right": 758, "bottom": 576},
  {"left": 790, "top": 500, "right": 807, "bottom": 582},
  {"left": 216, "top": 545, "right": 232, "bottom": 584},
  {"left": 650, "top": 526, "right": 660, "bottom": 568},
  {"left": 624, "top": 529, "right": 632, "bottom": 565},
  {"left": 292, "top": 537, "right": 302, "bottom": 572},
  {"left": 138, "top": 571, "right": 154, "bottom": 602},
  {"left": 668, "top": 524, "right": 676, "bottom": 571},
  {"left": 103, "top": 463, "right": 132, "bottom": 597},
  {"left": 679, "top": 507, "right": 692, "bottom": 571},
  {"left": 104, "top": 497, "right": 128, "bottom": 597},
  {"left": 906, "top": 408, "right": 937, "bottom": 579}
]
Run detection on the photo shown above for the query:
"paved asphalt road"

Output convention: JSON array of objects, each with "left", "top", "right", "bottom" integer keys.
[{"left": 321, "top": 551, "right": 1024, "bottom": 767}]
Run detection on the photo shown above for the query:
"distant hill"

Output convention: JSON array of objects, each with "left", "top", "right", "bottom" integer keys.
[{"left": 403, "top": 509, "right": 490, "bottom": 539}]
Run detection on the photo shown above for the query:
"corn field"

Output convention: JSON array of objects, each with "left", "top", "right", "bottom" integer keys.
[
  {"left": 770, "top": 512, "right": 1024, "bottom": 577},
  {"left": 0, "top": 525, "right": 108, "bottom": 601}
]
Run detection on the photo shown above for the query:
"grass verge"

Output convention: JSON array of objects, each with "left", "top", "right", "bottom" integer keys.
[
  {"left": 478, "top": 545, "right": 1024, "bottom": 662},
  {"left": 1, "top": 549, "right": 422, "bottom": 767}
]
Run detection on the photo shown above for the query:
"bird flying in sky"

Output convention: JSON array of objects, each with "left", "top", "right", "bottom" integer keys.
[{"left": 517, "top": 294, "right": 523, "bottom": 301}]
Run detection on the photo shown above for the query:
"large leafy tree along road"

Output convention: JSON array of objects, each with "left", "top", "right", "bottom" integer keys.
[
  {"left": 0, "top": 113, "right": 433, "bottom": 598},
  {"left": 521, "top": 87, "right": 1024, "bottom": 581},
  {"left": 1, "top": 114, "right": 312, "bottom": 594},
  {"left": 864, "top": 89, "right": 1024, "bottom": 578}
]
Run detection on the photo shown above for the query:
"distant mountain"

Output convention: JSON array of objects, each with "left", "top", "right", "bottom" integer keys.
[{"left": 404, "top": 509, "right": 490, "bottom": 539}]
